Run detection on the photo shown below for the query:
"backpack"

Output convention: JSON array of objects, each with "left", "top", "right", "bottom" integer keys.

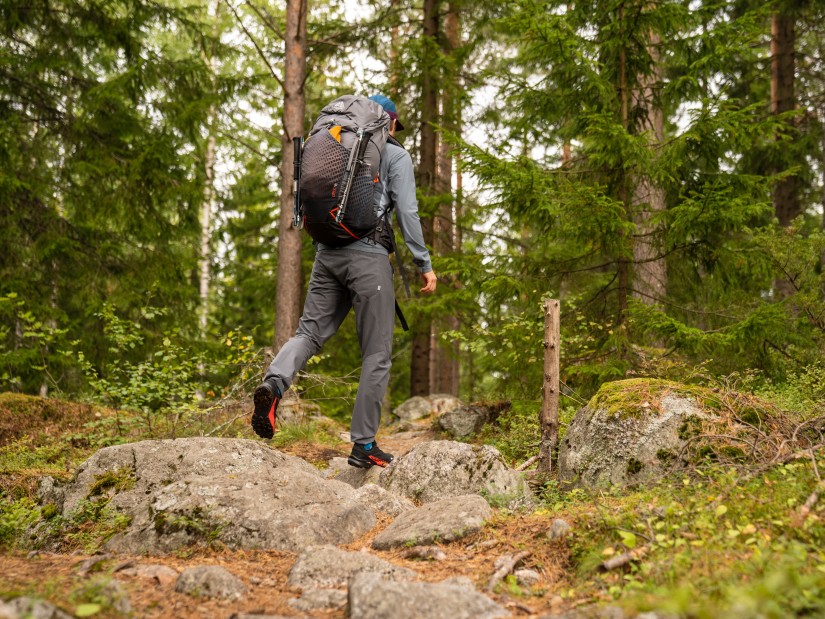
[{"left": 296, "top": 95, "right": 391, "bottom": 247}]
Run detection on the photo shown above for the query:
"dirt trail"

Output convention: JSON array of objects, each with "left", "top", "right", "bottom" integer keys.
[{"left": 1, "top": 417, "right": 569, "bottom": 618}]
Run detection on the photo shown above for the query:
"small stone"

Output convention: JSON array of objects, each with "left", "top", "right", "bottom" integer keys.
[
  {"left": 175, "top": 566, "right": 247, "bottom": 600},
  {"left": 548, "top": 518, "right": 571, "bottom": 540},
  {"left": 348, "top": 572, "right": 508, "bottom": 619},
  {"left": 249, "top": 576, "right": 262, "bottom": 585},
  {"left": 287, "top": 545, "right": 416, "bottom": 590},
  {"left": 372, "top": 494, "right": 492, "bottom": 550},
  {"left": 514, "top": 568, "right": 540, "bottom": 587},
  {"left": 0, "top": 597, "right": 74, "bottom": 619},
  {"left": 118, "top": 564, "right": 179, "bottom": 587},
  {"left": 400, "top": 546, "right": 447, "bottom": 561},
  {"left": 288, "top": 588, "right": 348, "bottom": 612}
]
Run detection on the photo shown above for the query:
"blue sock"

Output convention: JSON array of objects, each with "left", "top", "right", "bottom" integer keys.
[{"left": 363, "top": 442, "right": 374, "bottom": 451}]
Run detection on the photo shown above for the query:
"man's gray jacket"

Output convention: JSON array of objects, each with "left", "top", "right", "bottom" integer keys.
[{"left": 317, "top": 142, "right": 433, "bottom": 273}]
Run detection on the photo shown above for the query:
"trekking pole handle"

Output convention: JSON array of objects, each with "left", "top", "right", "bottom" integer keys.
[
  {"left": 335, "top": 129, "right": 366, "bottom": 223},
  {"left": 292, "top": 136, "right": 303, "bottom": 228},
  {"left": 356, "top": 129, "right": 372, "bottom": 163}
]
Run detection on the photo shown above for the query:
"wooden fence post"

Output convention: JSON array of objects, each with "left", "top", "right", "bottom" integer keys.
[{"left": 537, "top": 299, "right": 560, "bottom": 473}]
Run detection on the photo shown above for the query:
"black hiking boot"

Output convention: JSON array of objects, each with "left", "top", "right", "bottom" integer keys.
[
  {"left": 348, "top": 442, "right": 394, "bottom": 468},
  {"left": 251, "top": 381, "right": 281, "bottom": 439}
]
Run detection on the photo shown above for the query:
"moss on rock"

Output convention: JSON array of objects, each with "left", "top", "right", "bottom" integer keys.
[{"left": 587, "top": 378, "right": 718, "bottom": 420}]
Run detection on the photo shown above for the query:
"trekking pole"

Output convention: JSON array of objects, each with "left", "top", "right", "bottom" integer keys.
[
  {"left": 292, "top": 136, "right": 303, "bottom": 229},
  {"left": 335, "top": 129, "right": 372, "bottom": 223}
]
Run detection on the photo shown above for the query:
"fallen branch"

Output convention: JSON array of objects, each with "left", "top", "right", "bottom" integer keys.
[
  {"left": 598, "top": 545, "right": 649, "bottom": 572},
  {"left": 516, "top": 455, "right": 539, "bottom": 471},
  {"left": 796, "top": 448, "right": 824, "bottom": 521},
  {"left": 487, "top": 550, "right": 531, "bottom": 592}
]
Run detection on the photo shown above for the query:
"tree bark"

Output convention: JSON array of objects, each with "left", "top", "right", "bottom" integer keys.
[
  {"left": 410, "top": 0, "right": 439, "bottom": 397},
  {"left": 771, "top": 10, "right": 798, "bottom": 228},
  {"left": 274, "top": 0, "right": 307, "bottom": 350},
  {"left": 631, "top": 30, "right": 666, "bottom": 306},
  {"left": 199, "top": 0, "right": 220, "bottom": 342},
  {"left": 432, "top": 3, "right": 460, "bottom": 396},
  {"left": 615, "top": 3, "right": 630, "bottom": 323}
]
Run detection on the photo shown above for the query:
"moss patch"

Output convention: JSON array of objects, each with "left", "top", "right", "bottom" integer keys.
[
  {"left": 88, "top": 468, "right": 136, "bottom": 498},
  {"left": 586, "top": 378, "right": 718, "bottom": 420}
]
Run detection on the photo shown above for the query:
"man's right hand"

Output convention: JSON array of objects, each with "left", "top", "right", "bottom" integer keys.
[{"left": 420, "top": 271, "right": 437, "bottom": 294}]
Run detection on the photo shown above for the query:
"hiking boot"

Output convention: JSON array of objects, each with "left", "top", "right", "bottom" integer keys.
[
  {"left": 251, "top": 381, "right": 281, "bottom": 439},
  {"left": 348, "top": 442, "right": 394, "bottom": 468}
]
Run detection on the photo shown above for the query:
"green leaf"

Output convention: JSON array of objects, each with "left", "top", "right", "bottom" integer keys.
[
  {"left": 618, "top": 530, "right": 637, "bottom": 549},
  {"left": 75, "top": 604, "right": 102, "bottom": 617}
]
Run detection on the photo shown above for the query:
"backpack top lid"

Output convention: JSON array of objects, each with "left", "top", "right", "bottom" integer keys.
[{"left": 309, "top": 95, "right": 391, "bottom": 177}]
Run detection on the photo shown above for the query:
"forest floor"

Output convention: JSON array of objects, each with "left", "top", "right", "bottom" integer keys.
[
  {"left": 1, "top": 392, "right": 824, "bottom": 618},
  {"left": 0, "top": 395, "right": 577, "bottom": 618}
]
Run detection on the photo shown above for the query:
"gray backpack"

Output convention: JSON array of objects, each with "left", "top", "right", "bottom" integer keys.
[{"left": 296, "top": 95, "right": 391, "bottom": 247}]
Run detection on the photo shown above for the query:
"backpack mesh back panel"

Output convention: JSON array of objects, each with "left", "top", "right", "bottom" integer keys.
[{"left": 301, "top": 129, "right": 378, "bottom": 246}]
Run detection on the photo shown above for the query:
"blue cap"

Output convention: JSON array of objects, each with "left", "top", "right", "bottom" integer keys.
[{"left": 369, "top": 94, "right": 405, "bottom": 131}]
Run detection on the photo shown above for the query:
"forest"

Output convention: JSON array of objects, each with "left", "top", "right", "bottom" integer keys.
[{"left": 1, "top": 0, "right": 825, "bottom": 617}]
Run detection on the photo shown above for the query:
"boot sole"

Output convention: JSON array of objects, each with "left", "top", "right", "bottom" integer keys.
[
  {"left": 347, "top": 455, "right": 374, "bottom": 468},
  {"left": 347, "top": 454, "right": 393, "bottom": 468},
  {"left": 251, "top": 385, "right": 276, "bottom": 439}
]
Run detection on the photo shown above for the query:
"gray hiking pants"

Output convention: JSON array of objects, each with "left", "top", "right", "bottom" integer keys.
[{"left": 264, "top": 250, "right": 395, "bottom": 444}]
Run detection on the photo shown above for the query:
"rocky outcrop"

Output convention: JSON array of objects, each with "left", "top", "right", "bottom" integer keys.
[
  {"left": 379, "top": 440, "right": 532, "bottom": 505},
  {"left": 353, "top": 484, "right": 416, "bottom": 517},
  {"left": 51, "top": 438, "right": 375, "bottom": 553},
  {"left": 372, "top": 494, "right": 492, "bottom": 550},
  {"left": 559, "top": 379, "right": 730, "bottom": 489},
  {"left": 393, "top": 394, "right": 464, "bottom": 422},
  {"left": 348, "top": 572, "right": 508, "bottom": 619},
  {"left": 437, "top": 405, "right": 495, "bottom": 438}
]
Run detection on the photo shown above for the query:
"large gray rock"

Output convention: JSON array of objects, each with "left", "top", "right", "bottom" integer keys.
[
  {"left": 354, "top": 484, "right": 416, "bottom": 517},
  {"left": 379, "top": 440, "right": 533, "bottom": 505},
  {"left": 56, "top": 438, "right": 375, "bottom": 553},
  {"left": 393, "top": 396, "right": 433, "bottom": 421},
  {"left": 348, "top": 572, "right": 508, "bottom": 619},
  {"left": 327, "top": 459, "right": 382, "bottom": 488},
  {"left": 175, "top": 565, "right": 247, "bottom": 600},
  {"left": 429, "top": 394, "right": 464, "bottom": 416},
  {"left": 286, "top": 545, "right": 416, "bottom": 590},
  {"left": 0, "top": 598, "right": 73, "bottom": 619},
  {"left": 437, "top": 405, "right": 493, "bottom": 438},
  {"left": 558, "top": 380, "right": 716, "bottom": 489},
  {"left": 372, "top": 494, "right": 492, "bottom": 550}
]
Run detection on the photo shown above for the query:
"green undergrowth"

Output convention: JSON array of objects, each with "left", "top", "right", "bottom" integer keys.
[
  {"left": 270, "top": 418, "right": 343, "bottom": 449},
  {"left": 477, "top": 399, "right": 578, "bottom": 465},
  {"left": 540, "top": 453, "right": 825, "bottom": 617}
]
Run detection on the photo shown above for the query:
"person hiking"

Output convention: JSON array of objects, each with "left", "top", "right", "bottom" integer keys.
[{"left": 251, "top": 94, "right": 437, "bottom": 468}]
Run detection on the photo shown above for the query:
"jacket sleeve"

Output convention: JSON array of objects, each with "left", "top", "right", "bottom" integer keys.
[{"left": 386, "top": 149, "right": 433, "bottom": 273}]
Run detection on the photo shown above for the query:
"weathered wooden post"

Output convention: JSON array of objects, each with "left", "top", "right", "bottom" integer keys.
[{"left": 537, "top": 299, "right": 560, "bottom": 474}]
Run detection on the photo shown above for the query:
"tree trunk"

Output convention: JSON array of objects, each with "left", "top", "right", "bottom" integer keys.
[
  {"left": 199, "top": 0, "right": 219, "bottom": 342},
  {"left": 274, "top": 0, "right": 307, "bottom": 350},
  {"left": 631, "top": 30, "right": 666, "bottom": 306},
  {"left": 410, "top": 0, "right": 439, "bottom": 397},
  {"left": 432, "top": 3, "right": 460, "bottom": 396},
  {"left": 771, "top": 10, "right": 798, "bottom": 228},
  {"left": 615, "top": 4, "right": 630, "bottom": 323}
]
